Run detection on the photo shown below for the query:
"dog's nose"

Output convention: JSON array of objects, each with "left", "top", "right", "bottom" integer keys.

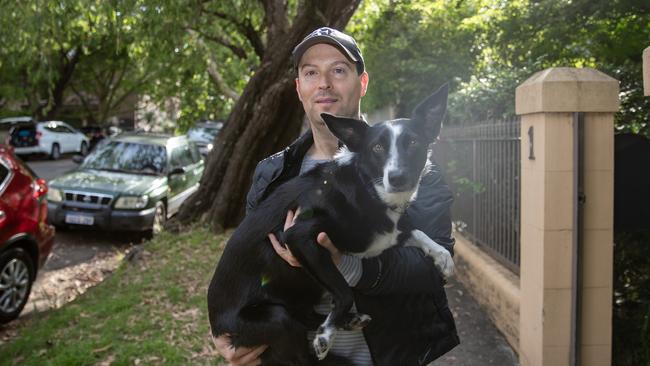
[{"left": 388, "top": 171, "right": 408, "bottom": 189}]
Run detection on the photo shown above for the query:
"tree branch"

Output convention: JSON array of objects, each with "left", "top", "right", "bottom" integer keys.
[
  {"left": 200, "top": 5, "right": 265, "bottom": 58},
  {"left": 100, "top": 57, "right": 130, "bottom": 122},
  {"left": 40, "top": 45, "right": 82, "bottom": 119},
  {"left": 69, "top": 83, "right": 97, "bottom": 124},
  {"left": 261, "top": 0, "right": 288, "bottom": 42},
  {"left": 106, "top": 72, "right": 154, "bottom": 114},
  {"left": 186, "top": 27, "right": 247, "bottom": 59},
  {"left": 206, "top": 58, "right": 239, "bottom": 101},
  {"left": 188, "top": 29, "right": 240, "bottom": 101}
]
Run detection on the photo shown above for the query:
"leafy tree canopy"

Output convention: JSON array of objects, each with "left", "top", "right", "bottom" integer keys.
[
  {"left": 1, "top": 0, "right": 648, "bottom": 135},
  {"left": 352, "top": 0, "right": 650, "bottom": 135}
]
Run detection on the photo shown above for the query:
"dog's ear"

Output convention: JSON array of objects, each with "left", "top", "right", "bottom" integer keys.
[
  {"left": 411, "top": 83, "right": 448, "bottom": 141},
  {"left": 321, "top": 113, "right": 369, "bottom": 152}
]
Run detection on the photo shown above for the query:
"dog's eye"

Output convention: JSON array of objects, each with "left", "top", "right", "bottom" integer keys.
[{"left": 373, "top": 144, "right": 384, "bottom": 153}]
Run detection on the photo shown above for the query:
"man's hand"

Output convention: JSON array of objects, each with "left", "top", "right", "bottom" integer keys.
[
  {"left": 316, "top": 232, "right": 342, "bottom": 265},
  {"left": 268, "top": 209, "right": 302, "bottom": 267},
  {"left": 213, "top": 334, "right": 268, "bottom": 366},
  {"left": 268, "top": 209, "right": 342, "bottom": 266}
]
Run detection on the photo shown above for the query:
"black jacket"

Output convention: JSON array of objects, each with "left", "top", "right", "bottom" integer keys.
[{"left": 245, "top": 132, "right": 460, "bottom": 365}]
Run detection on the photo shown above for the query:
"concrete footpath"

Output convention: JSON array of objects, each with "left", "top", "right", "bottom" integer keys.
[{"left": 434, "top": 277, "right": 519, "bottom": 366}]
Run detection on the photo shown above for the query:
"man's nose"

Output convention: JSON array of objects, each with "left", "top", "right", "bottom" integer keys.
[{"left": 317, "top": 74, "right": 332, "bottom": 89}]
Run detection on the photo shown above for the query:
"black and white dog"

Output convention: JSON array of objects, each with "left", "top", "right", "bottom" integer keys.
[{"left": 207, "top": 84, "right": 453, "bottom": 365}]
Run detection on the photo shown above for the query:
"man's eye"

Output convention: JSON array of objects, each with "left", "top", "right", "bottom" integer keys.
[
  {"left": 305, "top": 70, "right": 317, "bottom": 77},
  {"left": 373, "top": 144, "right": 384, "bottom": 153},
  {"left": 334, "top": 68, "right": 345, "bottom": 74}
]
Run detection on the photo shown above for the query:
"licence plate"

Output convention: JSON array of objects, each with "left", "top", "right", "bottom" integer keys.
[{"left": 65, "top": 214, "right": 94, "bottom": 225}]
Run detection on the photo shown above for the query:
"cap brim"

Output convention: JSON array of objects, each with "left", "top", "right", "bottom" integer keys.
[{"left": 293, "top": 35, "right": 358, "bottom": 68}]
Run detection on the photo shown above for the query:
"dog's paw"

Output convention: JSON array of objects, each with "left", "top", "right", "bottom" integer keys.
[
  {"left": 313, "top": 326, "right": 335, "bottom": 360},
  {"left": 345, "top": 313, "right": 372, "bottom": 330},
  {"left": 433, "top": 250, "right": 454, "bottom": 278},
  {"left": 313, "top": 326, "right": 334, "bottom": 360}
]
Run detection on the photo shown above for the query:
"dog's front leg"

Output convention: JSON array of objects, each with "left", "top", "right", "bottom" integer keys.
[
  {"left": 285, "top": 229, "right": 370, "bottom": 360},
  {"left": 405, "top": 229, "right": 454, "bottom": 277}
]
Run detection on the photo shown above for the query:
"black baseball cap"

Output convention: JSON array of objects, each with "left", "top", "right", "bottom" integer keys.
[{"left": 292, "top": 27, "right": 365, "bottom": 75}]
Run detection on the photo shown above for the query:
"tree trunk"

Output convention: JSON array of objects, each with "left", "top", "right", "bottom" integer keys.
[
  {"left": 176, "top": 0, "right": 360, "bottom": 231},
  {"left": 39, "top": 47, "right": 82, "bottom": 120}
]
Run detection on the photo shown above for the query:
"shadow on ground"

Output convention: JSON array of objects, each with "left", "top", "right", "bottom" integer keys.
[{"left": 436, "top": 277, "right": 519, "bottom": 366}]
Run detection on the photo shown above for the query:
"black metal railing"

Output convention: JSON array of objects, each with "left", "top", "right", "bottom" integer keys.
[{"left": 433, "top": 118, "right": 521, "bottom": 273}]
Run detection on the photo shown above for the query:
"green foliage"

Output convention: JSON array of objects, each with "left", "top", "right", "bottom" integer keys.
[
  {"left": 0, "top": 227, "right": 227, "bottom": 365},
  {"left": 140, "top": 0, "right": 260, "bottom": 130},
  {"left": 450, "top": 0, "right": 650, "bottom": 132},
  {"left": 354, "top": 0, "right": 650, "bottom": 135},
  {"left": 350, "top": 0, "right": 480, "bottom": 116},
  {"left": 613, "top": 230, "right": 650, "bottom": 366},
  {"left": 0, "top": 0, "right": 257, "bottom": 128}
]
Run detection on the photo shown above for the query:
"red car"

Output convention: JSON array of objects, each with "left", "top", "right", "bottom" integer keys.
[{"left": 0, "top": 144, "right": 54, "bottom": 323}]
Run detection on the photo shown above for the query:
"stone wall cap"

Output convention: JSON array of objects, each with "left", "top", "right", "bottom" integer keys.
[{"left": 516, "top": 67, "right": 620, "bottom": 115}]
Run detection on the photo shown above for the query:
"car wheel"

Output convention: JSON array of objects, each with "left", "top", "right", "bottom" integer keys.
[
  {"left": 50, "top": 143, "right": 61, "bottom": 160},
  {"left": 151, "top": 202, "right": 166, "bottom": 236},
  {"left": 0, "top": 248, "right": 35, "bottom": 324},
  {"left": 80, "top": 141, "right": 88, "bottom": 156}
]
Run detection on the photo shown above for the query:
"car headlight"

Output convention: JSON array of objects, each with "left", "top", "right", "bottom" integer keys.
[
  {"left": 47, "top": 188, "right": 63, "bottom": 203},
  {"left": 114, "top": 195, "right": 149, "bottom": 209}
]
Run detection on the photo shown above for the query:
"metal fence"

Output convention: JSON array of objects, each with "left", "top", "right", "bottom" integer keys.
[{"left": 433, "top": 118, "right": 521, "bottom": 273}]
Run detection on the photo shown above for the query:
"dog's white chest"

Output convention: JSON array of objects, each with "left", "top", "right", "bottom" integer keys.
[{"left": 355, "top": 210, "right": 401, "bottom": 259}]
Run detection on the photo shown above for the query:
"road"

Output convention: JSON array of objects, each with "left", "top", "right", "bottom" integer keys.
[
  {"left": 27, "top": 156, "right": 145, "bottom": 270},
  {"left": 25, "top": 156, "right": 78, "bottom": 181},
  {"left": 7, "top": 156, "right": 147, "bottom": 322}
]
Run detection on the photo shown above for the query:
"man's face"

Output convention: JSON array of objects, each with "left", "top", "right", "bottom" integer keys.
[{"left": 296, "top": 43, "right": 368, "bottom": 124}]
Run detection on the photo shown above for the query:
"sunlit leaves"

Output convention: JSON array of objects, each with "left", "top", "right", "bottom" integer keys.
[{"left": 351, "top": 0, "right": 479, "bottom": 116}]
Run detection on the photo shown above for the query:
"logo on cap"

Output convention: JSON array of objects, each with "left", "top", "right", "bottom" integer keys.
[{"left": 315, "top": 28, "right": 332, "bottom": 36}]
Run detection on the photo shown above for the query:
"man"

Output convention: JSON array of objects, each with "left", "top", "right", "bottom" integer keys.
[{"left": 213, "top": 27, "right": 459, "bottom": 366}]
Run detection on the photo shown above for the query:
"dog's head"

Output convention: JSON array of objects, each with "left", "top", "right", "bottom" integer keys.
[{"left": 322, "top": 83, "right": 448, "bottom": 207}]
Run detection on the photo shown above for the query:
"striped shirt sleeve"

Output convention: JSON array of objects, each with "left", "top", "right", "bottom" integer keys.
[{"left": 336, "top": 254, "right": 362, "bottom": 286}]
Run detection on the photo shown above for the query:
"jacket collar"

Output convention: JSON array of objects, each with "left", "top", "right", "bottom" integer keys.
[{"left": 282, "top": 130, "right": 314, "bottom": 170}]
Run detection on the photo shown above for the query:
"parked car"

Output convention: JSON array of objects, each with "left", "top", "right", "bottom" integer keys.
[
  {"left": 187, "top": 121, "right": 223, "bottom": 156},
  {"left": 9, "top": 121, "right": 90, "bottom": 160},
  {"left": 0, "top": 145, "right": 55, "bottom": 323},
  {"left": 47, "top": 134, "right": 204, "bottom": 234}
]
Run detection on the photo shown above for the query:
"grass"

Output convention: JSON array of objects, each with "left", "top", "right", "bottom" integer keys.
[{"left": 0, "top": 226, "right": 227, "bottom": 366}]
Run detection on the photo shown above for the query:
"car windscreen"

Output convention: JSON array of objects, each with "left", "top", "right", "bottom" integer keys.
[
  {"left": 81, "top": 141, "right": 167, "bottom": 175},
  {"left": 187, "top": 126, "right": 220, "bottom": 142}
]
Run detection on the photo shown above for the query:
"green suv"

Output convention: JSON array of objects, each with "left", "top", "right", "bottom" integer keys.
[{"left": 47, "top": 133, "right": 204, "bottom": 234}]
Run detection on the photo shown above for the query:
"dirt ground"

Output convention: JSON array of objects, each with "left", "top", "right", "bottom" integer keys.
[{"left": 0, "top": 245, "right": 129, "bottom": 346}]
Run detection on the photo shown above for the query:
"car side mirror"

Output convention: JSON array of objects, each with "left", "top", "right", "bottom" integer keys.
[
  {"left": 168, "top": 167, "right": 185, "bottom": 177},
  {"left": 72, "top": 155, "right": 85, "bottom": 164}
]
